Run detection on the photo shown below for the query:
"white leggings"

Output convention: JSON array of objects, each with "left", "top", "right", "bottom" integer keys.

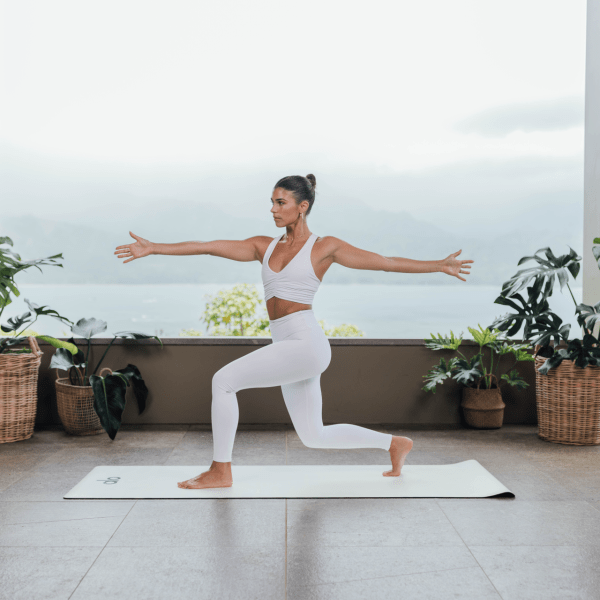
[{"left": 211, "top": 308, "right": 393, "bottom": 462}]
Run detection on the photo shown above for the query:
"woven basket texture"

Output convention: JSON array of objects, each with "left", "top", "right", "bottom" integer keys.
[{"left": 0, "top": 336, "right": 43, "bottom": 443}]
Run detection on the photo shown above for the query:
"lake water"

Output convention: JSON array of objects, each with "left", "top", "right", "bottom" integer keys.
[{"left": 2, "top": 283, "right": 585, "bottom": 340}]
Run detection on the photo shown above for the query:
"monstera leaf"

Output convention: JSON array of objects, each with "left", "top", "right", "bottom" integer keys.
[
  {"left": 487, "top": 286, "right": 555, "bottom": 340},
  {"left": 1, "top": 311, "right": 33, "bottom": 333},
  {"left": 575, "top": 300, "right": 600, "bottom": 334},
  {"left": 499, "top": 246, "right": 580, "bottom": 305}
]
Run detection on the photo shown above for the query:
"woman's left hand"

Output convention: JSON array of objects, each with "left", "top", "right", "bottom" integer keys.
[{"left": 439, "top": 249, "right": 474, "bottom": 282}]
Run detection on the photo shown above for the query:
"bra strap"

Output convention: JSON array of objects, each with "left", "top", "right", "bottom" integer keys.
[{"left": 265, "top": 234, "right": 283, "bottom": 264}]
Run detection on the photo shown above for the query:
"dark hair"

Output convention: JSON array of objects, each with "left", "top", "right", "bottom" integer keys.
[{"left": 273, "top": 174, "right": 317, "bottom": 217}]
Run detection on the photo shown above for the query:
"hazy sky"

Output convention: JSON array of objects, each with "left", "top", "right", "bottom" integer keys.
[{"left": 0, "top": 0, "right": 586, "bottom": 173}]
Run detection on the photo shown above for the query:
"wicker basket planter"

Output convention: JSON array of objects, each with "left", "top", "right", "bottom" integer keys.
[
  {"left": 0, "top": 336, "right": 44, "bottom": 443},
  {"left": 55, "top": 367, "right": 113, "bottom": 436},
  {"left": 534, "top": 352, "right": 600, "bottom": 445},
  {"left": 460, "top": 373, "right": 506, "bottom": 429}
]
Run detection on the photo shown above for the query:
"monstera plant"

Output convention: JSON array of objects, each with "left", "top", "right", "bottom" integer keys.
[
  {"left": 49, "top": 317, "right": 163, "bottom": 440},
  {"left": 486, "top": 244, "right": 600, "bottom": 374}
]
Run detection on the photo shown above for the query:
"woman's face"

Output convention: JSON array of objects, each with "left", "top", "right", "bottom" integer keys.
[{"left": 270, "top": 187, "right": 307, "bottom": 226}]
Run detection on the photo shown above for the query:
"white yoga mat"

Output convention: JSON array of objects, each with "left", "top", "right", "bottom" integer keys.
[{"left": 63, "top": 460, "right": 514, "bottom": 499}]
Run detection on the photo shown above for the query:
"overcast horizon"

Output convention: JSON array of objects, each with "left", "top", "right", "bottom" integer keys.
[{"left": 0, "top": 0, "right": 586, "bottom": 253}]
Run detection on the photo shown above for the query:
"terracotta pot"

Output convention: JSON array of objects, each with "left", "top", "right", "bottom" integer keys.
[{"left": 460, "top": 373, "right": 505, "bottom": 429}]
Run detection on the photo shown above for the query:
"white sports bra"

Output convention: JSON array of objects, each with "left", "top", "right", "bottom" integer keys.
[{"left": 261, "top": 232, "right": 321, "bottom": 304}]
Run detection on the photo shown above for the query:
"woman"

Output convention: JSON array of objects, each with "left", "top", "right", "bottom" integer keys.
[{"left": 115, "top": 174, "right": 473, "bottom": 489}]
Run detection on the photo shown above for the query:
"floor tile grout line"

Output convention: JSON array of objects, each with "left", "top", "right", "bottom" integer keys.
[
  {"left": 0, "top": 543, "right": 596, "bottom": 548},
  {"left": 0, "top": 514, "right": 135, "bottom": 526},
  {"left": 160, "top": 426, "right": 190, "bottom": 466},
  {"left": 0, "top": 471, "right": 29, "bottom": 492},
  {"left": 288, "top": 564, "right": 494, "bottom": 590},
  {"left": 434, "top": 499, "right": 506, "bottom": 599},
  {"left": 585, "top": 500, "right": 600, "bottom": 514},
  {"left": 67, "top": 500, "right": 138, "bottom": 600}
]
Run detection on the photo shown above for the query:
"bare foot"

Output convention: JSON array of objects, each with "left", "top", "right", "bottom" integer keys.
[
  {"left": 177, "top": 462, "right": 233, "bottom": 489},
  {"left": 383, "top": 436, "right": 413, "bottom": 477}
]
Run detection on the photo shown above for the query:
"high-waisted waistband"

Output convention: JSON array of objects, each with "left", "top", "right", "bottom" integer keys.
[
  {"left": 269, "top": 309, "right": 321, "bottom": 342},
  {"left": 269, "top": 308, "right": 314, "bottom": 325}
]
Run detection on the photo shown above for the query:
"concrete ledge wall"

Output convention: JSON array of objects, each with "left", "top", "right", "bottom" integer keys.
[{"left": 34, "top": 337, "right": 538, "bottom": 428}]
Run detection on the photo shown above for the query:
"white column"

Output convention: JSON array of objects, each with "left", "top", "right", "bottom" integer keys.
[{"left": 584, "top": 0, "right": 600, "bottom": 337}]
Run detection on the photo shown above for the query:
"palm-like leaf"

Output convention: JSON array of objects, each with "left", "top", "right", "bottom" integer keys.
[
  {"left": 423, "top": 330, "right": 463, "bottom": 351},
  {"left": 451, "top": 356, "right": 484, "bottom": 386},
  {"left": 500, "top": 369, "right": 529, "bottom": 390},
  {"left": 421, "top": 356, "right": 460, "bottom": 392},
  {"left": 467, "top": 324, "right": 500, "bottom": 346}
]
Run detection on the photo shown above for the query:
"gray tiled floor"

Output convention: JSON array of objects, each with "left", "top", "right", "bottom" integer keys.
[{"left": 1, "top": 424, "right": 599, "bottom": 600}]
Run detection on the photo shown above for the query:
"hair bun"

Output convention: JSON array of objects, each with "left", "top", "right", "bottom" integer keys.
[{"left": 306, "top": 174, "right": 316, "bottom": 190}]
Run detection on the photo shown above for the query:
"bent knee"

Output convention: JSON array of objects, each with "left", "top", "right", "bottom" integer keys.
[{"left": 212, "top": 369, "right": 236, "bottom": 394}]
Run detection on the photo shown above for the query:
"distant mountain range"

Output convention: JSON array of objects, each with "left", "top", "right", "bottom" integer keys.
[{"left": 1, "top": 197, "right": 583, "bottom": 286}]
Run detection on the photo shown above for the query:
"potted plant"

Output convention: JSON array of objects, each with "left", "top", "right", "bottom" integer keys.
[
  {"left": 0, "top": 235, "right": 74, "bottom": 443},
  {"left": 49, "top": 317, "right": 163, "bottom": 440},
  {"left": 485, "top": 243, "right": 600, "bottom": 445},
  {"left": 0, "top": 235, "right": 163, "bottom": 441},
  {"left": 422, "top": 325, "right": 533, "bottom": 428}
]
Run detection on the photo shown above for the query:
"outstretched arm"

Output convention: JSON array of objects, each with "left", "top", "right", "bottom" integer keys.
[
  {"left": 329, "top": 236, "right": 473, "bottom": 282},
  {"left": 115, "top": 231, "right": 270, "bottom": 264}
]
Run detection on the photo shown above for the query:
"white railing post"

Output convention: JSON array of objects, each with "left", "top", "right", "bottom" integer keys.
[{"left": 584, "top": 0, "right": 600, "bottom": 337}]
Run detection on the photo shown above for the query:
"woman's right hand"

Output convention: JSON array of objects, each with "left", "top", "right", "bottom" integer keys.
[{"left": 114, "top": 231, "right": 154, "bottom": 263}]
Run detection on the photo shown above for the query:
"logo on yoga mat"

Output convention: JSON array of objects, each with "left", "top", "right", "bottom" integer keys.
[{"left": 97, "top": 476, "right": 121, "bottom": 485}]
